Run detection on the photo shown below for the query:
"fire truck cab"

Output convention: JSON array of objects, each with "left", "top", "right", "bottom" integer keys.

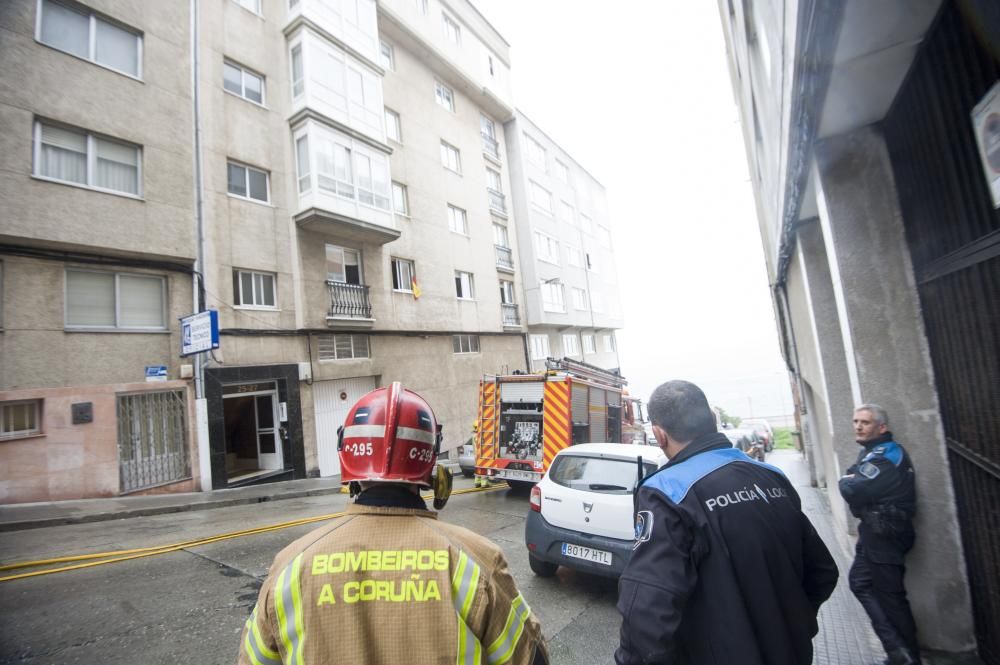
[{"left": 474, "top": 357, "right": 630, "bottom": 489}]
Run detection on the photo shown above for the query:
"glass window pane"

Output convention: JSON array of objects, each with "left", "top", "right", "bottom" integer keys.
[
  {"left": 95, "top": 19, "right": 139, "bottom": 76},
  {"left": 296, "top": 136, "right": 309, "bottom": 192},
  {"left": 228, "top": 163, "right": 247, "bottom": 196},
  {"left": 39, "top": 124, "right": 87, "bottom": 184},
  {"left": 66, "top": 271, "right": 115, "bottom": 326},
  {"left": 223, "top": 62, "right": 243, "bottom": 95},
  {"left": 95, "top": 138, "right": 138, "bottom": 194},
  {"left": 326, "top": 245, "right": 346, "bottom": 282},
  {"left": 334, "top": 334, "right": 353, "bottom": 358},
  {"left": 248, "top": 168, "right": 268, "bottom": 201},
  {"left": 261, "top": 274, "right": 275, "bottom": 306},
  {"left": 119, "top": 275, "right": 164, "bottom": 327},
  {"left": 40, "top": 0, "right": 89, "bottom": 59},
  {"left": 256, "top": 394, "right": 274, "bottom": 429},
  {"left": 244, "top": 71, "right": 263, "bottom": 103},
  {"left": 240, "top": 272, "right": 253, "bottom": 304},
  {"left": 354, "top": 335, "right": 369, "bottom": 357},
  {"left": 291, "top": 46, "right": 304, "bottom": 97}
]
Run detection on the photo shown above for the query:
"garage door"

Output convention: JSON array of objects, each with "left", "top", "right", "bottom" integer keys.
[{"left": 314, "top": 376, "right": 377, "bottom": 477}]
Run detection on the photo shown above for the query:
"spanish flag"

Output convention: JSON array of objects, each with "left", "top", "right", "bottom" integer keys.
[{"left": 411, "top": 275, "right": 422, "bottom": 299}]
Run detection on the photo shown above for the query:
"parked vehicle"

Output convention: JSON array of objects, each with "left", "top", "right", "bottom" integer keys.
[
  {"left": 721, "top": 428, "right": 766, "bottom": 460},
  {"left": 722, "top": 429, "right": 748, "bottom": 451},
  {"left": 473, "top": 358, "right": 631, "bottom": 491},
  {"left": 742, "top": 419, "right": 775, "bottom": 452},
  {"left": 525, "top": 443, "right": 668, "bottom": 578},
  {"left": 622, "top": 394, "right": 649, "bottom": 444},
  {"left": 457, "top": 438, "right": 476, "bottom": 478}
]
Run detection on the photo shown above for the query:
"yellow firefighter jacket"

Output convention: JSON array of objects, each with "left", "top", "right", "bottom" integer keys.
[{"left": 238, "top": 502, "right": 548, "bottom": 665}]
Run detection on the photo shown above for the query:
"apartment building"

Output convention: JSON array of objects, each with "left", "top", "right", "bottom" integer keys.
[
  {"left": 504, "top": 111, "right": 623, "bottom": 373},
  {"left": 0, "top": 0, "right": 527, "bottom": 502},
  {"left": 721, "top": 0, "right": 998, "bottom": 658}
]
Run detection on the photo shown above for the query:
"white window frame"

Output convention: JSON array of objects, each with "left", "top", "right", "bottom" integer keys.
[
  {"left": 384, "top": 107, "right": 402, "bottom": 143},
  {"left": 379, "top": 39, "right": 394, "bottom": 70},
  {"left": 560, "top": 201, "right": 575, "bottom": 226},
  {"left": 36, "top": 0, "right": 144, "bottom": 80},
  {"left": 567, "top": 246, "right": 582, "bottom": 268},
  {"left": 319, "top": 334, "right": 370, "bottom": 360},
  {"left": 0, "top": 400, "right": 43, "bottom": 441},
  {"left": 442, "top": 13, "right": 461, "bottom": 45},
  {"left": 233, "top": 269, "right": 277, "bottom": 309},
  {"left": 530, "top": 334, "right": 550, "bottom": 361},
  {"left": 64, "top": 269, "right": 167, "bottom": 330},
  {"left": 435, "top": 81, "right": 455, "bottom": 112},
  {"left": 583, "top": 334, "right": 596, "bottom": 355},
  {"left": 499, "top": 279, "right": 515, "bottom": 304},
  {"left": 391, "top": 257, "right": 415, "bottom": 293},
  {"left": 452, "top": 334, "right": 480, "bottom": 354},
  {"left": 414, "top": 0, "right": 428, "bottom": 14},
  {"left": 290, "top": 44, "right": 304, "bottom": 98},
  {"left": 572, "top": 287, "right": 588, "bottom": 310},
  {"left": 529, "top": 180, "right": 552, "bottom": 214},
  {"left": 562, "top": 334, "right": 579, "bottom": 356},
  {"left": 223, "top": 59, "right": 266, "bottom": 105},
  {"left": 455, "top": 270, "right": 475, "bottom": 300},
  {"left": 524, "top": 133, "right": 546, "bottom": 171},
  {"left": 392, "top": 181, "right": 409, "bottom": 217},
  {"left": 486, "top": 167, "right": 502, "bottom": 193},
  {"left": 448, "top": 204, "right": 468, "bottom": 235},
  {"left": 555, "top": 159, "right": 570, "bottom": 184},
  {"left": 541, "top": 281, "right": 564, "bottom": 312},
  {"left": 33, "top": 120, "right": 143, "bottom": 198},
  {"left": 440, "top": 140, "right": 461, "bottom": 174},
  {"left": 233, "top": 0, "right": 262, "bottom": 15},
  {"left": 325, "top": 244, "right": 363, "bottom": 284},
  {"left": 534, "top": 232, "right": 560, "bottom": 265},
  {"left": 603, "top": 334, "right": 616, "bottom": 353},
  {"left": 493, "top": 223, "right": 509, "bottom": 248},
  {"left": 227, "top": 159, "right": 270, "bottom": 204},
  {"left": 295, "top": 135, "right": 310, "bottom": 193}
]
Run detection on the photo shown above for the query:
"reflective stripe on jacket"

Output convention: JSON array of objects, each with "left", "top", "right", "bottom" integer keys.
[{"left": 238, "top": 503, "right": 548, "bottom": 665}]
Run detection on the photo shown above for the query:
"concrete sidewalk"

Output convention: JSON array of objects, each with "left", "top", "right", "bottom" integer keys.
[{"left": 0, "top": 461, "right": 461, "bottom": 532}]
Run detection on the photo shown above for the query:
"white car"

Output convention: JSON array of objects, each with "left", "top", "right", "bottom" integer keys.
[{"left": 524, "top": 443, "right": 668, "bottom": 578}]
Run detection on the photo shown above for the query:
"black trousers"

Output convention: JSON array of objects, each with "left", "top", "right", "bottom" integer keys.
[{"left": 848, "top": 542, "right": 918, "bottom": 655}]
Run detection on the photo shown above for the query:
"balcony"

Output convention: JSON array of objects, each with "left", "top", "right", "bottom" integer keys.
[
  {"left": 495, "top": 245, "right": 514, "bottom": 272},
  {"left": 488, "top": 188, "right": 507, "bottom": 215},
  {"left": 326, "top": 281, "right": 374, "bottom": 324},
  {"left": 482, "top": 133, "right": 500, "bottom": 160},
  {"left": 501, "top": 303, "right": 521, "bottom": 327}
]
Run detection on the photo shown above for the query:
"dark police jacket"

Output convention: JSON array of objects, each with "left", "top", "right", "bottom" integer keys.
[
  {"left": 615, "top": 433, "right": 838, "bottom": 665},
  {"left": 838, "top": 432, "right": 916, "bottom": 563}
]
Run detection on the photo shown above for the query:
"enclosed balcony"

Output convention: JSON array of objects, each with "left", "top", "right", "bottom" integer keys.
[
  {"left": 488, "top": 188, "right": 507, "bottom": 215},
  {"left": 495, "top": 245, "right": 514, "bottom": 272},
  {"left": 326, "top": 281, "right": 374, "bottom": 324},
  {"left": 501, "top": 303, "right": 521, "bottom": 327}
]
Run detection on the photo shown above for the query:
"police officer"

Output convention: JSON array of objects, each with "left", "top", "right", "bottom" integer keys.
[
  {"left": 839, "top": 404, "right": 918, "bottom": 665},
  {"left": 616, "top": 380, "right": 838, "bottom": 665},
  {"left": 238, "top": 382, "right": 549, "bottom": 665}
]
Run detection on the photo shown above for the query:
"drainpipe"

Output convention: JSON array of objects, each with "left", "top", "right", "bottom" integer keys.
[{"left": 190, "top": 0, "right": 212, "bottom": 491}]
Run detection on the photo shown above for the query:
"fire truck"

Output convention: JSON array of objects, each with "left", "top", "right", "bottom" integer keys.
[{"left": 473, "top": 357, "right": 633, "bottom": 489}]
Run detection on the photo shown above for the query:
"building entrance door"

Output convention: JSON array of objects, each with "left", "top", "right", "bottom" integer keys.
[{"left": 223, "top": 383, "right": 282, "bottom": 481}]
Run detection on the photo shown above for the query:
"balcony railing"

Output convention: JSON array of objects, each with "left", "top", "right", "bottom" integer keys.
[
  {"left": 501, "top": 303, "right": 520, "bottom": 327},
  {"left": 488, "top": 188, "right": 507, "bottom": 214},
  {"left": 327, "top": 281, "right": 372, "bottom": 319},
  {"left": 495, "top": 245, "right": 514, "bottom": 270},
  {"left": 481, "top": 133, "right": 500, "bottom": 160}
]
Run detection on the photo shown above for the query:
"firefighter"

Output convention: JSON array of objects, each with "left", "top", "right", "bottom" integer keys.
[{"left": 237, "top": 382, "right": 549, "bottom": 665}]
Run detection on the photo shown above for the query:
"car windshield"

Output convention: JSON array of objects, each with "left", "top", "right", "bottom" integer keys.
[{"left": 549, "top": 455, "right": 658, "bottom": 494}]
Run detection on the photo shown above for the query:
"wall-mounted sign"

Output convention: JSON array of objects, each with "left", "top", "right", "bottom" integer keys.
[
  {"left": 180, "top": 310, "right": 220, "bottom": 357},
  {"left": 972, "top": 81, "right": 1000, "bottom": 208},
  {"left": 145, "top": 365, "right": 168, "bottom": 382}
]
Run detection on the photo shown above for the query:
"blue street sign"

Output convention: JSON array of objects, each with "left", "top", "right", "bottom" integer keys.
[{"left": 180, "top": 310, "right": 220, "bottom": 356}]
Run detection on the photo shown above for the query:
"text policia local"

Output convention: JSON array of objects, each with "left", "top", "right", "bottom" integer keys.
[{"left": 311, "top": 550, "right": 450, "bottom": 605}]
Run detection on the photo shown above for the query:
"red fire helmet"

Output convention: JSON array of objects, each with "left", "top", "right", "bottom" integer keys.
[{"left": 337, "top": 382, "right": 442, "bottom": 487}]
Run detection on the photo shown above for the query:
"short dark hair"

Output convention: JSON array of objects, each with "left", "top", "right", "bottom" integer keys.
[{"left": 648, "top": 380, "right": 716, "bottom": 443}]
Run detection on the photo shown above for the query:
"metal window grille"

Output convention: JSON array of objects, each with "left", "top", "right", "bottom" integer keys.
[
  {"left": 117, "top": 390, "right": 189, "bottom": 493},
  {"left": 318, "top": 334, "right": 370, "bottom": 360}
]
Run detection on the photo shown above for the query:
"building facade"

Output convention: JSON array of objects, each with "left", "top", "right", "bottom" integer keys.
[
  {"left": 1, "top": 0, "right": 625, "bottom": 504},
  {"left": 504, "top": 111, "right": 623, "bottom": 373},
  {"left": 721, "top": 0, "right": 998, "bottom": 659}
]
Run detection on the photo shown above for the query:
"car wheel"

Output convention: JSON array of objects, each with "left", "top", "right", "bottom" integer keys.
[
  {"left": 461, "top": 469, "right": 474, "bottom": 478},
  {"left": 529, "top": 553, "right": 558, "bottom": 577}
]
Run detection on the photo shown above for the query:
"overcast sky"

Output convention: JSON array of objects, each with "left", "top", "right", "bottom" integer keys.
[{"left": 474, "top": 0, "right": 795, "bottom": 421}]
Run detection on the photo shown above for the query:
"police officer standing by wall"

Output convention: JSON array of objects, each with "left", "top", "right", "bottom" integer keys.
[
  {"left": 839, "top": 404, "right": 919, "bottom": 665},
  {"left": 238, "top": 382, "right": 548, "bottom": 665},
  {"left": 616, "top": 380, "right": 838, "bottom": 665}
]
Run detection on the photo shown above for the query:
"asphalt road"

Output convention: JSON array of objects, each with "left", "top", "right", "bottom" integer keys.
[{"left": 0, "top": 480, "right": 621, "bottom": 665}]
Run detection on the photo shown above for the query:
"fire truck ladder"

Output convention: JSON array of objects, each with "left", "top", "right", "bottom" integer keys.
[
  {"left": 475, "top": 376, "right": 501, "bottom": 488},
  {"left": 544, "top": 356, "right": 627, "bottom": 389}
]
